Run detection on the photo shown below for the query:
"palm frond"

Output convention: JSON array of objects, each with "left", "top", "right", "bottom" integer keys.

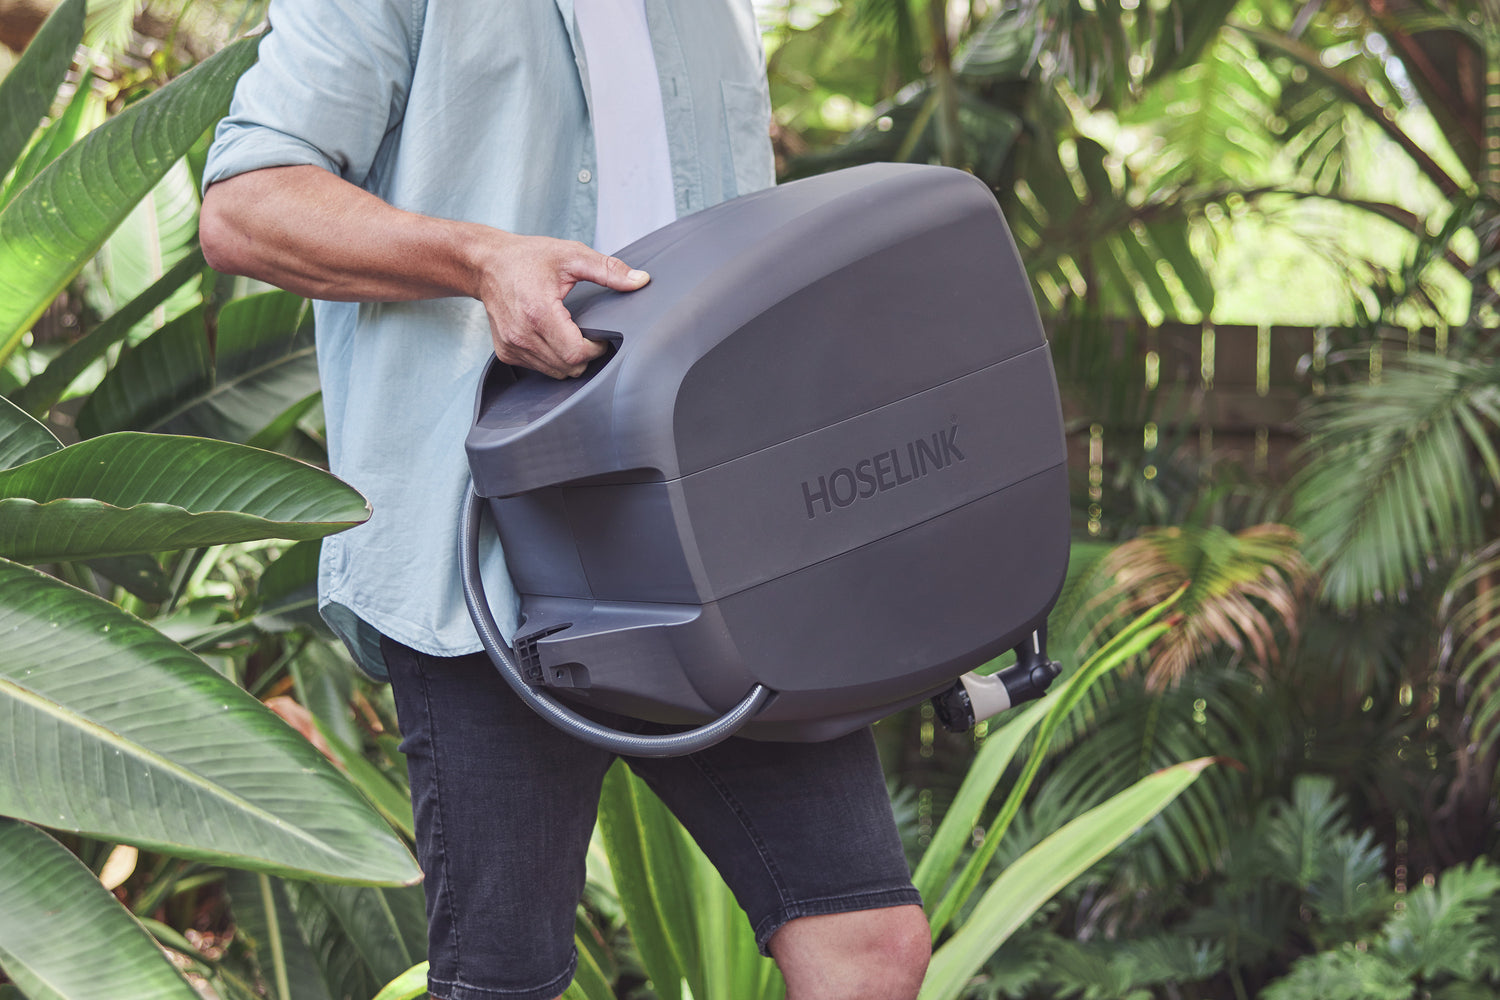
[
  {"left": 1121, "top": 29, "right": 1282, "bottom": 189},
  {"left": 1026, "top": 665, "right": 1285, "bottom": 898},
  {"left": 1087, "top": 523, "right": 1312, "bottom": 689},
  {"left": 1291, "top": 352, "right": 1500, "bottom": 610},
  {"left": 1007, "top": 0, "right": 1238, "bottom": 104},
  {"left": 1439, "top": 540, "right": 1500, "bottom": 757}
]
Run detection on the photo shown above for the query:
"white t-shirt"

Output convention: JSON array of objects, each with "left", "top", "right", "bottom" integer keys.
[{"left": 574, "top": 0, "right": 678, "bottom": 254}]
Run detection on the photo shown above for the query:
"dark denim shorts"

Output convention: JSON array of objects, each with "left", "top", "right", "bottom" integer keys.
[{"left": 381, "top": 636, "right": 921, "bottom": 1000}]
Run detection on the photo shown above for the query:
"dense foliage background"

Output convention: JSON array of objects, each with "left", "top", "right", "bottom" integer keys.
[{"left": 1, "top": 1, "right": 1498, "bottom": 998}]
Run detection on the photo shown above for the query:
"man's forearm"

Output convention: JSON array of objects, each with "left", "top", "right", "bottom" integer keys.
[
  {"left": 200, "top": 164, "right": 489, "bottom": 303},
  {"left": 199, "top": 164, "right": 649, "bottom": 378}
]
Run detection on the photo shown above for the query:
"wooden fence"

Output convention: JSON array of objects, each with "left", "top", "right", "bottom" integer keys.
[{"left": 1055, "top": 322, "right": 1363, "bottom": 534}]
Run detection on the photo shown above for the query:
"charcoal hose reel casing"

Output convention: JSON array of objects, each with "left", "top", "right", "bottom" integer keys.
[{"left": 463, "top": 163, "right": 1070, "bottom": 751}]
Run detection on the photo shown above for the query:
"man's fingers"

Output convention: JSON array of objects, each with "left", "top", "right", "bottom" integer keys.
[
  {"left": 564, "top": 248, "right": 650, "bottom": 292},
  {"left": 514, "top": 309, "right": 607, "bottom": 379}
]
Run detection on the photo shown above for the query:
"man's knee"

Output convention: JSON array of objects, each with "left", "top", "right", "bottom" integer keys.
[{"left": 770, "top": 903, "right": 931, "bottom": 1000}]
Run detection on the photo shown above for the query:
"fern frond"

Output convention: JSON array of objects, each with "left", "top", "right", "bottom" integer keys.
[
  {"left": 1380, "top": 859, "right": 1500, "bottom": 982},
  {"left": 1261, "top": 944, "right": 1412, "bottom": 1000}
]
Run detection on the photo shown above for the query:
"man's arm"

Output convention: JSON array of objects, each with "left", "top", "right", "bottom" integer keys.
[{"left": 200, "top": 164, "right": 648, "bottom": 379}]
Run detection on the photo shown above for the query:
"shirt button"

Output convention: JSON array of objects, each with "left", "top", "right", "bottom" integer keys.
[{"left": 577, "top": 168, "right": 592, "bottom": 184}]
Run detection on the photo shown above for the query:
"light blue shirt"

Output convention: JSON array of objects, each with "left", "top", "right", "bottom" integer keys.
[{"left": 204, "top": 0, "right": 775, "bottom": 678}]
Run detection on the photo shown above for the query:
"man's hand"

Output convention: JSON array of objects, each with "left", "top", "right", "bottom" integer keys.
[
  {"left": 201, "top": 165, "right": 650, "bottom": 379},
  {"left": 470, "top": 234, "right": 649, "bottom": 379}
]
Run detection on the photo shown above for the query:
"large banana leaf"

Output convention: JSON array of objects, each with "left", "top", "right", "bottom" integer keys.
[
  {"left": 0, "top": 558, "right": 420, "bottom": 884},
  {"left": 226, "top": 869, "right": 426, "bottom": 1000},
  {"left": 0, "top": 431, "right": 369, "bottom": 563},
  {"left": 0, "top": 818, "right": 200, "bottom": 1000},
  {"left": 87, "top": 158, "right": 203, "bottom": 336},
  {"left": 74, "top": 307, "right": 211, "bottom": 437},
  {"left": 2, "top": 65, "right": 99, "bottom": 210},
  {"left": 0, "top": 394, "right": 60, "bottom": 469},
  {"left": 0, "top": 0, "right": 84, "bottom": 184},
  {"left": 918, "top": 758, "right": 1214, "bottom": 1000},
  {"left": 78, "top": 290, "right": 320, "bottom": 442},
  {"left": 224, "top": 870, "right": 336, "bottom": 1000},
  {"left": 596, "top": 765, "right": 689, "bottom": 1000},
  {"left": 168, "top": 291, "right": 320, "bottom": 442},
  {"left": 0, "top": 34, "right": 262, "bottom": 365}
]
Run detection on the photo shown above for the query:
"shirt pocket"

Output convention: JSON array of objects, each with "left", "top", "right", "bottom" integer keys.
[{"left": 720, "top": 78, "right": 775, "bottom": 196}]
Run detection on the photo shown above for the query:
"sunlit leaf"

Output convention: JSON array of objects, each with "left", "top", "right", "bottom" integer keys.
[
  {"left": 372, "top": 963, "right": 430, "bottom": 1000},
  {"left": 919, "top": 759, "right": 1213, "bottom": 1000},
  {"left": 0, "top": 34, "right": 261, "bottom": 366},
  {"left": 0, "top": 432, "right": 369, "bottom": 563}
]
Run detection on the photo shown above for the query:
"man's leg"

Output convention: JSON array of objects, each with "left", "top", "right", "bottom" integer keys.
[
  {"left": 382, "top": 637, "right": 616, "bottom": 1000},
  {"left": 769, "top": 905, "right": 931, "bottom": 1000},
  {"left": 630, "top": 727, "right": 927, "bottom": 999}
]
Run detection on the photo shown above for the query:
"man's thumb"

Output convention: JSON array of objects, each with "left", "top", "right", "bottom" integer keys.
[{"left": 572, "top": 250, "right": 650, "bottom": 292}]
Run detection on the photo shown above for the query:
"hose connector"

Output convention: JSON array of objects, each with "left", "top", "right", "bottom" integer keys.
[{"left": 931, "top": 629, "right": 1061, "bottom": 733}]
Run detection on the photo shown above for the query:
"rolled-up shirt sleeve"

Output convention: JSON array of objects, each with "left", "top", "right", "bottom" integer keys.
[{"left": 203, "top": 0, "right": 422, "bottom": 190}]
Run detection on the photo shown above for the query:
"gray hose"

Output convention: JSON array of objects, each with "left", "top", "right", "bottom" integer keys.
[{"left": 461, "top": 486, "right": 772, "bottom": 757}]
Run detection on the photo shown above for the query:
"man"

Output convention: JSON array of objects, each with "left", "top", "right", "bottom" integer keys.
[{"left": 200, "top": 2, "right": 931, "bottom": 998}]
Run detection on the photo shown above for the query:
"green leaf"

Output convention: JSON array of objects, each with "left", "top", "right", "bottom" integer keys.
[
  {"left": 1262, "top": 944, "right": 1411, "bottom": 1000},
  {"left": 597, "top": 762, "right": 782, "bottom": 1000},
  {"left": 317, "top": 726, "right": 416, "bottom": 841},
  {"left": 78, "top": 291, "right": 319, "bottom": 442},
  {"left": 1147, "top": 220, "right": 1213, "bottom": 316},
  {"left": 0, "top": 558, "right": 420, "bottom": 884},
  {"left": 0, "top": 432, "right": 369, "bottom": 563},
  {"left": 0, "top": 393, "right": 61, "bottom": 469},
  {"left": 163, "top": 291, "right": 319, "bottom": 442},
  {"left": 911, "top": 696, "right": 1051, "bottom": 903},
  {"left": 223, "top": 869, "right": 334, "bottom": 1000},
  {"left": 87, "top": 553, "right": 172, "bottom": 603},
  {"left": 927, "top": 592, "right": 1182, "bottom": 936},
  {"left": 260, "top": 538, "right": 321, "bottom": 608},
  {"left": 248, "top": 391, "right": 324, "bottom": 452},
  {"left": 1381, "top": 860, "right": 1500, "bottom": 981},
  {"left": 1292, "top": 354, "right": 1500, "bottom": 608},
  {"left": 0, "top": 34, "right": 262, "bottom": 366},
  {"left": 84, "top": 0, "right": 144, "bottom": 57},
  {"left": 572, "top": 910, "right": 620, "bottom": 1000},
  {"left": 919, "top": 759, "right": 1214, "bottom": 1000},
  {"left": 74, "top": 307, "right": 211, "bottom": 437},
  {"left": 373, "top": 963, "right": 429, "bottom": 1000},
  {"left": 2, "top": 66, "right": 97, "bottom": 208},
  {"left": 8, "top": 249, "right": 206, "bottom": 418},
  {"left": 0, "top": 0, "right": 84, "bottom": 184},
  {"left": 86, "top": 158, "right": 203, "bottom": 335},
  {"left": 597, "top": 765, "right": 686, "bottom": 1000},
  {"left": 279, "top": 880, "right": 427, "bottom": 994},
  {"left": 0, "top": 817, "right": 201, "bottom": 1000}
]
